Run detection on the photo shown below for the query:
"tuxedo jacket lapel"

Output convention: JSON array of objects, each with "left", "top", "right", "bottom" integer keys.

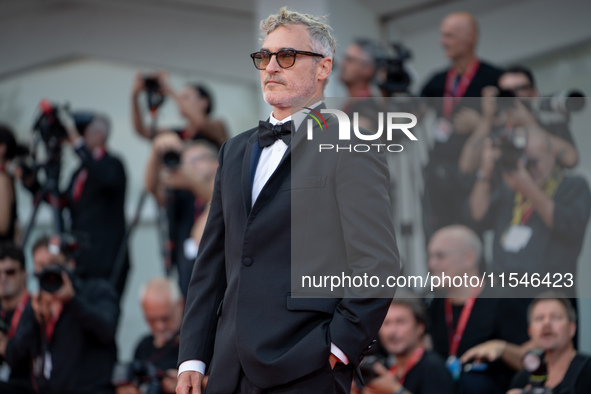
[{"left": 242, "top": 131, "right": 259, "bottom": 216}]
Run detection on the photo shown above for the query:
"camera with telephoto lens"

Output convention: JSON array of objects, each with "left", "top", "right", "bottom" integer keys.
[
  {"left": 36, "top": 264, "right": 72, "bottom": 293},
  {"left": 161, "top": 150, "right": 181, "bottom": 169},
  {"left": 537, "top": 90, "right": 585, "bottom": 114},
  {"left": 112, "top": 360, "right": 163, "bottom": 394},
  {"left": 522, "top": 349, "right": 552, "bottom": 394},
  {"left": 33, "top": 101, "right": 69, "bottom": 151}
]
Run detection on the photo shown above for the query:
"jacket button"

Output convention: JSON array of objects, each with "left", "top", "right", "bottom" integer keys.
[{"left": 243, "top": 257, "right": 253, "bottom": 266}]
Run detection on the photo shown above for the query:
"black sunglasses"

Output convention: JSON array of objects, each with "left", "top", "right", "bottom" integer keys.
[{"left": 250, "top": 49, "right": 325, "bottom": 70}]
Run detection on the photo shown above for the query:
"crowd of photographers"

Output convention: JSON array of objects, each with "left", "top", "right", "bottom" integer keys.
[{"left": 0, "top": 9, "right": 589, "bottom": 394}]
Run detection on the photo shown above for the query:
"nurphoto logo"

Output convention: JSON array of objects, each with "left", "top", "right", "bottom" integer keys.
[{"left": 305, "top": 108, "right": 418, "bottom": 152}]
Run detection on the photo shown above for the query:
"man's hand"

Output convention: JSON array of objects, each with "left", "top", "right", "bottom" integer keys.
[
  {"left": 115, "top": 384, "right": 140, "bottom": 394},
  {"left": 56, "top": 107, "right": 80, "bottom": 144},
  {"left": 362, "top": 362, "right": 402, "bottom": 394},
  {"left": 329, "top": 353, "right": 338, "bottom": 369},
  {"left": 506, "top": 100, "right": 536, "bottom": 128},
  {"left": 153, "top": 132, "right": 183, "bottom": 156},
  {"left": 52, "top": 271, "right": 75, "bottom": 304},
  {"left": 0, "top": 331, "right": 8, "bottom": 357},
  {"left": 31, "top": 292, "right": 52, "bottom": 324},
  {"left": 453, "top": 107, "right": 481, "bottom": 135},
  {"left": 480, "top": 138, "right": 500, "bottom": 179},
  {"left": 502, "top": 159, "right": 535, "bottom": 194},
  {"left": 132, "top": 72, "right": 146, "bottom": 98},
  {"left": 176, "top": 371, "right": 204, "bottom": 394},
  {"left": 481, "top": 86, "right": 499, "bottom": 121},
  {"left": 460, "top": 339, "right": 507, "bottom": 364}
]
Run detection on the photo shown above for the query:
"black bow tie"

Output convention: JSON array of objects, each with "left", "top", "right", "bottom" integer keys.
[{"left": 258, "top": 120, "right": 293, "bottom": 148}]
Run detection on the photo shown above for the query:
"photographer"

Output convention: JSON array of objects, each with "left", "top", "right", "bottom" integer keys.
[
  {"left": 466, "top": 129, "right": 591, "bottom": 297},
  {"left": 131, "top": 71, "right": 227, "bottom": 146},
  {"left": 19, "top": 112, "right": 128, "bottom": 298},
  {"left": 508, "top": 294, "right": 591, "bottom": 393},
  {"left": 459, "top": 66, "right": 579, "bottom": 174},
  {"left": 2, "top": 235, "right": 119, "bottom": 394},
  {"left": 428, "top": 225, "right": 529, "bottom": 394},
  {"left": 0, "top": 125, "right": 27, "bottom": 243},
  {"left": 354, "top": 296, "right": 454, "bottom": 394},
  {"left": 0, "top": 242, "right": 34, "bottom": 394},
  {"left": 115, "top": 278, "right": 183, "bottom": 394},
  {"left": 144, "top": 135, "right": 218, "bottom": 297}
]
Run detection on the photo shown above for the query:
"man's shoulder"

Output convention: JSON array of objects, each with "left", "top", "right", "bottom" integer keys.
[
  {"left": 220, "top": 126, "right": 258, "bottom": 152},
  {"left": 420, "top": 69, "right": 448, "bottom": 96},
  {"left": 478, "top": 60, "right": 504, "bottom": 74},
  {"left": 562, "top": 174, "right": 591, "bottom": 191},
  {"left": 76, "top": 277, "right": 119, "bottom": 299}
]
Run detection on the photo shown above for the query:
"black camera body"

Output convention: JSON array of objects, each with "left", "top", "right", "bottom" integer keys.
[
  {"left": 144, "top": 76, "right": 165, "bottom": 111},
  {"left": 375, "top": 43, "right": 413, "bottom": 95},
  {"left": 357, "top": 355, "right": 387, "bottom": 385},
  {"left": 490, "top": 125, "right": 527, "bottom": 172},
  {"left": 112, "top": 360, "right": 162, "bottom": 394}
]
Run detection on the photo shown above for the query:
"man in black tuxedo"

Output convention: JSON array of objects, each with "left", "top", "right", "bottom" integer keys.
[{"left": 177, "top": 7, "right": 399, "bottom": 394}]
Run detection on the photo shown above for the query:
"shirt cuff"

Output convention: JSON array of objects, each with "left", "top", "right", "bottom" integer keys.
[
  {"left": 178, "top": 360, "right": 206, "bottom": 377},
  {"left": 331, "top": 342, "right": 349, "bottom": 365}
]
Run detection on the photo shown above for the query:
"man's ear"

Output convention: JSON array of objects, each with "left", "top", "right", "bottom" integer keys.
[
  {"left": 569, "top": 321, "right": 577, "bottom": 340},
  {"left": 317, "top": 57, "right": 333, "bottom": 82}
]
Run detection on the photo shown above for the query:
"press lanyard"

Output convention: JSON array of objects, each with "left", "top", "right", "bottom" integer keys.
[
  {"left": 8, "top": 292, "right": 29, "bottom": 338},
  {"left": 443, "top": 59, "right": 480, "bottom": 118},
  {"left": 444, "top": 289, "right": 480, "bottom": 357},
  {"left": 389, "top": 346, "right": 425, "bottom": 384}
]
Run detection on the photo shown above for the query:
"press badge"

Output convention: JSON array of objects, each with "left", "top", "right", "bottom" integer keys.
[
  {"left": 502, "top": 225, "right": 533, "bottom": 252},
  {"left": 434, "top": 118, "right": 453, "bottom": 143},
  {"left": 0, "top": 363, "right": 11, "bottom": 382}
]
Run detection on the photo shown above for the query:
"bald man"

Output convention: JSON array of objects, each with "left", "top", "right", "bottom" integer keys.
[
  {"left": 427, "top": 225, "right": 529, "bottom": 394},
  {"left": 116, "top": 279, "right": 184, "bottom": 394},
  {"left": 420, "top": 12, "right": 504, "bottom": 239}
]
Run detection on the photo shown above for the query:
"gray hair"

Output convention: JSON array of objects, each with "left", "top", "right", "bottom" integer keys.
[
  {"left": 89, "top": 113, "right": 111, "bottom": 141},
  {"left": 259, "top": 7, "right": 337, "bottom": 60}
]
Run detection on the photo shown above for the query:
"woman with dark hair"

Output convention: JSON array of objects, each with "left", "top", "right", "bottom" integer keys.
[
  {"left": 0, "top": 125, "right": 24, "bottom": 242},
  {"left": 131, "top": 71, "right": 228, "bottom": 146}
]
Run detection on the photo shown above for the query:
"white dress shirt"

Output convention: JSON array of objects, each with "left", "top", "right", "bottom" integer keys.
[{"left": 178, "top": 103, "right": 349, "bottom": 377}]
